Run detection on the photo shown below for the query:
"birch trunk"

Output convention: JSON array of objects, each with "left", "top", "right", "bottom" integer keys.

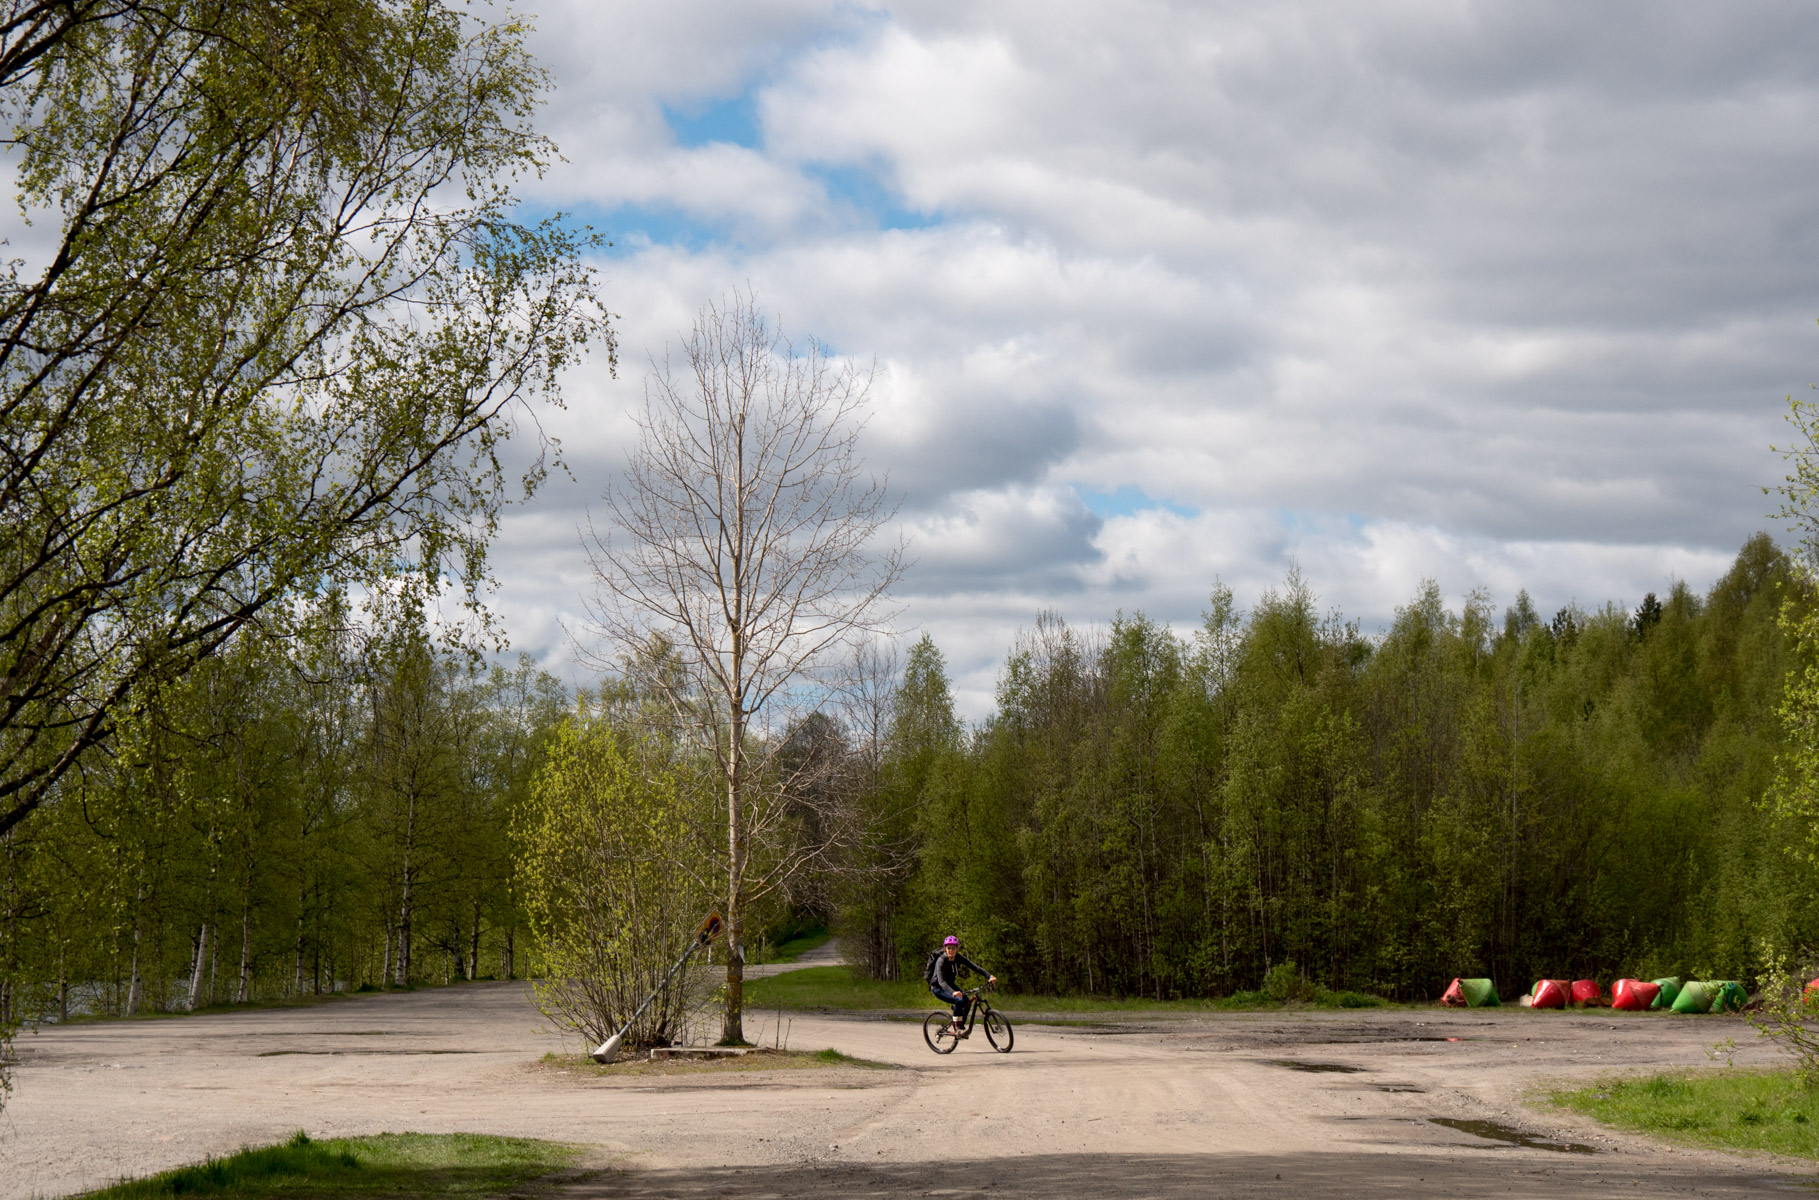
[
  {"left": 187, "top": 922, "right": 210, "bottom": 1011},
  {"left": 721, "top": 713, "right": 747, "bottom": 1044},
  {"left": 468, "top": 901, "right": 481, "bottom": 981},
  {"left": 236, "top": 903, "right": 253, "bottom": 1003},
  {"left": 124, "top": 883, "right": 145, "bottom": 1015}
]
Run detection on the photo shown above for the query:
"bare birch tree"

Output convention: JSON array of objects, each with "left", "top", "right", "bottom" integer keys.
[{"left": 584, "top": 292, "right": 902, "bottom": 1044}]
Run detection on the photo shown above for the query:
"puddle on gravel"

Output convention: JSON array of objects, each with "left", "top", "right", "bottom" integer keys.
[
  {"left": 1430, "top": 1118, "right": 1593, "bottom": 1154},
  {"left": 1267, "top": 1059, "right": 1365, "bottom": 1073},
  {"left": 256, "top": 1049, "right": 479, "bottom": 1057}
]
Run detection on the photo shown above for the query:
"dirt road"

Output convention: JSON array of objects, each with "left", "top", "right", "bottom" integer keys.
[{"left": 2, "top": 982, "right": 1813, "bottom": 1198}]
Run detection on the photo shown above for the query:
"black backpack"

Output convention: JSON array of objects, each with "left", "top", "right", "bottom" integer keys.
[{"left": 924, "top": 948, "right": 945, "bottom": 986}]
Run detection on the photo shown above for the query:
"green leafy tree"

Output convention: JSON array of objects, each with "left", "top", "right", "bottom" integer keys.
[
  {"left": 0, "top": 0, "right": 609, "bottom": 842},
  {"left": 837, "top": 635, "right": 959, "bottom": 980},
  {"left": 883, "top": 536, "right": 1811, "bottom": 1003},
  {"left": 514, "top": 711, "right": 711, "bottom": 1051},
  {"left": 1769, "top": 392, "right": 1819, "bottom": 930}
]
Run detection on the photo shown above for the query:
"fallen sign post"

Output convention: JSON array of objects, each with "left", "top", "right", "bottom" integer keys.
[{"left": 592, "top": 911, "right": 723, "bottom": 1064}]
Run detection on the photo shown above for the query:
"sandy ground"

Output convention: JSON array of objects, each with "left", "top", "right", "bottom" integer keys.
[{"left": 2, "top": 966, "right": 1816, "bottom": 1199}]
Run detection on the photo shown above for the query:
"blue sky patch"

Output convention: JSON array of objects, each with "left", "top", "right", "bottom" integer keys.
[
  {"left": 805, "top": 163, "right": 939, "bottom": 231},
  {"left": 522, "top": 201, "right": 728, "bottom": 255},
  {"left": 664, "top": 93, "right": 762, "bottom": 150},
  {"left": 1075, "top": 485, "right": 1198, "bottom": 520}
]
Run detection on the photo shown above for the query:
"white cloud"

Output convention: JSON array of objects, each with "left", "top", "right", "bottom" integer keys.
[{"left": 480, "top": 0, "right": 1816, "bottom": 717}]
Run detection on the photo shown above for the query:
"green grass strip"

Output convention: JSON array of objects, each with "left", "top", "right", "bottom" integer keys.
[
  {"left": 75, "top": 1131, "right": 582, "bottom": 1198},
  {"left": 744, "top": 965, "right": 1394, "bottom": 1013},
  {"left": 1552, "top": 1069, "right": 1819, "bottom": 1160}
]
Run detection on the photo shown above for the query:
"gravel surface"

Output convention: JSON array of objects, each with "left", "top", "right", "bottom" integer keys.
[{"left": 2, "top": 981, "right": 1814, "bottom": 1198}]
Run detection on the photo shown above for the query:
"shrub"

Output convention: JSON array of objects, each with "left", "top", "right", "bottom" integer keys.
[
  {"left": 1317, "top": 988, "right": 1386, "bottom": 1008},
  {"left": 513, "top": 716, "right": 715, "bottom": 1051},
  {"left": 1748, "top": 952, "right": 1819, "bottom": 1088},
  {"left": 1262, "top": 961, "right": 1317, "bottom": 1003}
]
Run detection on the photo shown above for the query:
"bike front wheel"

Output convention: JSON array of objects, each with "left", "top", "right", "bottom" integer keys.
[
  {"left": 923, "top": 1011, "right": 959, "bottom": 1054},
  {"left": 984, "top": 1009, "right": 1013, "bottom": 1052}
]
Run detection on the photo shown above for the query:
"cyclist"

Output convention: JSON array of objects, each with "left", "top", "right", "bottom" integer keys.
[{"left": 927, "top": 936, "right": 996, "bottom": 1033}]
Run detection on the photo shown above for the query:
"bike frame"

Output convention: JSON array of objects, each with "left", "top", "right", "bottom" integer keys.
[{"left": 955, "top": 985, "right": 994, "bottom": 1034}]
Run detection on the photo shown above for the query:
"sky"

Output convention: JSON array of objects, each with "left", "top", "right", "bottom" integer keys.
[{"left": 485, "top": 0, "right": 1819, "bottom": 717}]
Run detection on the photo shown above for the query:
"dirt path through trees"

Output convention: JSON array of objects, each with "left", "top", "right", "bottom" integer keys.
[
  {"left": 743, "top": 938, "right": 843, "bottom": 979},
  {"left": 1, "top": 983, "right": 1810, "bottom": 1198}
]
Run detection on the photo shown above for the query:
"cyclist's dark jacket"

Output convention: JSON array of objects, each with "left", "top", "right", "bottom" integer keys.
[{"left": 931, "top": 952, "right": 989, "bottom": 994}]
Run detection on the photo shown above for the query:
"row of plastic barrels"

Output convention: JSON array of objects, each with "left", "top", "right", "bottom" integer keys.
[{"left": 1440, "top": 975, "right": 1812, "bottom": 1011}]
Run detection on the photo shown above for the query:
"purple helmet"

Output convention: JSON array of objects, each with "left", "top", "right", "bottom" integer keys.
[{"left": 943, "top": 936, "right": 959, "bottom": 946}]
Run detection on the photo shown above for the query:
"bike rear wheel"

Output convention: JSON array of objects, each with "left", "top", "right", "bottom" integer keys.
[
  {"left": 984, "top": 1009, "right": 1013, "bottom": 1052},
  {"left": 923, "top": 1011, "right": 959, "bottom": 1054}
]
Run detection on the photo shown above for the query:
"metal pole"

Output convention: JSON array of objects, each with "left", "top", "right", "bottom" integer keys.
[{"left": 592, "top": 914, "right": 721, "bottom": 1063}]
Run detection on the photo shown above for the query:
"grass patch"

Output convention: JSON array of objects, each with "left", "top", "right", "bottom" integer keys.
[
  {"left": 537, "top": 1046, "right": 892, "bottom": 1078},
  {"left": 1551, "top": 1068, "right": 1819, "bottom": 1159},
  {"left": 744, "top": 966, "right": 1398, "bottom": 1014},
  {"left": 809, "top": 1046, "right": 891, "bottom": 1068},
  {"left": 1317, "top": 988, "right": 1391, "bottom": 1009},
  {"left": 745, "top": 966, "right": 924, "bottom": 1010},
  {"left": 74, "top": 1131, "right": 581, "bottom": 1198}
]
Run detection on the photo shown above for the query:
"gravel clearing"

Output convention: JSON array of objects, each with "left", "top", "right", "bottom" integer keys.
[{"left": 2, "top": 980, "right": 1815, "bottom": 1198}]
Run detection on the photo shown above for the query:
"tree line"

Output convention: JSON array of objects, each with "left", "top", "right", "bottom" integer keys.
[
  {"left": 837, "top": 533, "right": 1819, "bottom": 1000},
  {"left": 5, "top": 533, "right": 1815, "bottom": 1028},
  {"left": 0, "top": 608, "right": 567, "bottom": 1021}
]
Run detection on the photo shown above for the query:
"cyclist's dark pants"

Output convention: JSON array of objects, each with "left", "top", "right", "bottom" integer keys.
[{"left": 931, "top": 985, "right": 968, "bottom": 1020}]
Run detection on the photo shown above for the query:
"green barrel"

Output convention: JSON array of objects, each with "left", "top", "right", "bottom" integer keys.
[
  {"left": 1709, "top": 980, "right": 1746, "bottom": 1012},
  {"left": 1670, "top": 981, "right": 1714, "bottom": 1013},
  {"left": 1650, "top": 977, "right": 1682, "bottom": 1010},
  {"left": 1460, "top": 978, "right": 1499, "bottom": 1007}
]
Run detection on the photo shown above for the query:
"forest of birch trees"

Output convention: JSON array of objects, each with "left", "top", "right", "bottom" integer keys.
[
  {"left": 846, "top": 531, "right": 1818, "bottom": 1000},
  {"left": 2, "top": 531, "right": 1814, "bottom": 1019},
  {"left": 0, "top": 605, "right": 567, "bottom": 1021}
]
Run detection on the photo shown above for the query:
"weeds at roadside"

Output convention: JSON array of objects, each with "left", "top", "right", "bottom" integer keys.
[
  {"left": 535, "top": 1046, "right": 894, "bottom": 1078},
  {"left": 1551, "top": 1069, "right": 1819, "bottom": 1159},
  {"left": 71, "top": 1130, "right": 582, "bottom": 1198}
]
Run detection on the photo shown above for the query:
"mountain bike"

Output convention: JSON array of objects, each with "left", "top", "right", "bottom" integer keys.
[{"left": 923, "top": 984, "right": 1013, "bottom": 1054}]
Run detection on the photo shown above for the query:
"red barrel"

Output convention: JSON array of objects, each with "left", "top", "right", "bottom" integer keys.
[
  {"left": 1531, "top": 979, "right": 1569, "bottom": 1009},
  {"left": 1611, "top": 979, "right": 1660, "bottom": 1011}
]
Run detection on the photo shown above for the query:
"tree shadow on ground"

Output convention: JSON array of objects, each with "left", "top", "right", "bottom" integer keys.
[{"left": 559, "top": 1151, "right": 1810, "bottom": 1198}]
